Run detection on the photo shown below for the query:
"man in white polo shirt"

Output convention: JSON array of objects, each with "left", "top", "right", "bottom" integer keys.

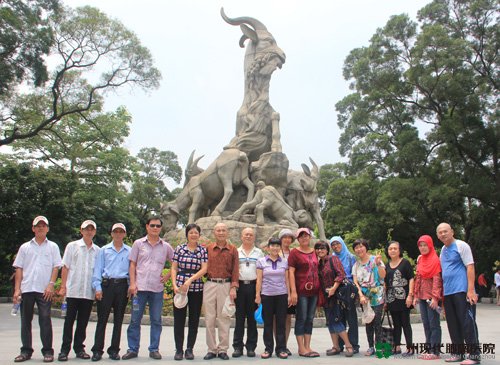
[
  {"left": 13, "top": 216, "right": 62, "bottom": 363},
  {"left": 58, "top": 220, "right": 99, "bottom": 361},
  {"left": 232, "top": 227, "right": 264, "bottom": 358}
]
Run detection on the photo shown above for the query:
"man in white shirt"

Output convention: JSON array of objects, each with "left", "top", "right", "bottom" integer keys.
[
  {"left": 13, "top": 216, "right": 62, "bottom": 363},
  {"left": 58, "top": 220, "right": 99, "bottom": 361},
  {"left": 232, "top": 228, "right": 264, "bottom": 358}
]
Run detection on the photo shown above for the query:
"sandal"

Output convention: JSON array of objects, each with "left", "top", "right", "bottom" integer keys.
[
  {"left": 326, "top": 347, "right": 341, "bottom": 356},
  {"left": 43, "top": 354, "right": 54, "bottom": 363},
  {"left": 365, "top": 347, "right": 375, "bottom": 356},
  {"left": 345, "top": 347, "right": 354, "bottom": 358},
  {"left": 277, "top": 352, "right": 288, "bottom": 359},
  {"left": 261, "top": 351, "right": 272, "bottom": 359},
  {"left": 299, "top": 351, "right": 319, "bottom": 358},
  {"left": 14, "top": 354, "right": 31, "bottom": 363}
]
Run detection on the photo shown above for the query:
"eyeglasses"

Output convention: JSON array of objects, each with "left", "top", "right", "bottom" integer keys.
[
  {"left": 331, "top": 242, "right": 341, "bottom": 246},
  {"left": 315, "top": 247, "right": 327, "bottom": 250},
  {"left": 149, "top": 224, "right": 162, "bottom": 228}
]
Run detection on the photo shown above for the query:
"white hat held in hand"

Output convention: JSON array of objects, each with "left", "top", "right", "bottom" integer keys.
[{"left": 221, "top": 296, "right": 236, "bottom": 318}]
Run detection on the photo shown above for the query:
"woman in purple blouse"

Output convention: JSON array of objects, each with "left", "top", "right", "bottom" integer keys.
[{"left": 256, "top": 238, "right": 291, "bottom": 359}]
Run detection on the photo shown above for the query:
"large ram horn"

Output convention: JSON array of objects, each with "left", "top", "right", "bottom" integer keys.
[
  {"left": 309, "top": 157, "right": 319, "bottom": 178},
  {"left": 193, "top": 155, "right": 204, "bottom": 168},
  {"left": 186, "top": 150, "right": 195, "bottom": 171},
  {"left": 240, "top": 24, "right": 257, "bottom": 44},
  {"left": 301, "top": 163, "right": 311, "bottom": 177},
  {"left": 220, "top": 7, "right": 268, "bottom": 31}
]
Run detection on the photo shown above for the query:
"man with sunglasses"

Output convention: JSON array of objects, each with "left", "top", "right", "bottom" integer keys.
[
  {"left": 232, "top": 228, "right": 264, "bottom": 358},
  {"left": 122, "top": 217, "right": 174, "bottom": 361}
]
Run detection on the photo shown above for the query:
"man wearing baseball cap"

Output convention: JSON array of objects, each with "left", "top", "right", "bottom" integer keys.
[
  {"left": 58, "top": 220, "right": 99, "bottom": 361},
  {"left": 13, "top": 216, "right": 62, "bottom": 363},
  {"left": 90, "top": 223, "right": 131, "bottom": 361}
]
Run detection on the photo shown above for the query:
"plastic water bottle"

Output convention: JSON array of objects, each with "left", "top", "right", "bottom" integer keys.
[
  {"left": 61, "top": 299, "right": 67, "bottom": 317},
  {"left": 426, "top": 299, "right": 442, "bottom": 314},
  {"left": 132, "top": 295, "right": 140, "bottom": 311},
  {"left": 11, "top": 302, "right": 21, "bottom": 316}
]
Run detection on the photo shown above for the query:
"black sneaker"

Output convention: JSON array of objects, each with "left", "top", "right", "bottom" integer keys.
[
  {"left": 232, "top": 349, "right": 243, "bottom": 358},
  {"left": 108, "top": 353, "right": 120, "bottom": 360},
  {"left": 58, "top": 353, "right": 68, "bottom": 362},
  {"left": 174, "top": 350, "right": 184, "bottom": 361},
  {"left": 91, "top": 352, "right": 102, "bottom": 362},
  {"left": 184, "top": 349, "right": 194, "bottom": 360},
  {"left": 247, "top": 350, "right": 256, "bottom": 358},
  {"left": 203, "top": 352, "right": 216, "bottom": 360},
  {"left": 218, "top": 353, "right": 229, "bottom": 360},
  {"left": 121, "top": 351, "right": 138, "bottom": 360}
]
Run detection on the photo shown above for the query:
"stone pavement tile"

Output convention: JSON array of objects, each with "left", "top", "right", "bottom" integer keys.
[{"left": 1, "top": 303, "right": 498, "bottom": 364}]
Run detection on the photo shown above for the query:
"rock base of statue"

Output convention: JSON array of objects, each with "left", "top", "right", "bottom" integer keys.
[{"left": 163, "top": 216, "right": 299, "bottom": 248}]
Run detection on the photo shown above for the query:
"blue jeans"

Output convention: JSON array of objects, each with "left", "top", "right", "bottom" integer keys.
[
  {"left": 295, "top": 295, "right": 317, "bottom": 336},
  {"left": 339, "top": 303, "right": 359, "bottom": 351},
  {"left": 419, "top": 300, "right": 441, "bottom": 355},
  {"left": 127, "top": 291, "right": 163, "bottom": 353},
  {"left": 324, "top": 304, "right": 346, "bottom": 334}
]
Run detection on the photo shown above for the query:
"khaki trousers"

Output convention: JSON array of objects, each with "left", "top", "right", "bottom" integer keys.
[{"left": 203, "top": 281, "right": 231, "bottom": 353}]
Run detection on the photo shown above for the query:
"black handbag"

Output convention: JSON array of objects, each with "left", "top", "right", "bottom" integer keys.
[
  {"left": 381, "top": 310, "right": 394, "bottom": 347},
  {"left": 328, "top": 257, "right": 359, "bottom": 310}
]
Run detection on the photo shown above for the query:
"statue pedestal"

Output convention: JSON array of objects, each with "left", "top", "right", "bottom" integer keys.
[{"left": 164, "top": 216, "right": 298, "bottom": 248}]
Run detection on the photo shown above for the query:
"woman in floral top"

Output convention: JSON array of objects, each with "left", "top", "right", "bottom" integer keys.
[
  {"left": 170, "top": 223, "right": 208, "bottom": 360},
  {"left": 352, "top": 239, "right": 386, "bottom": 356}
]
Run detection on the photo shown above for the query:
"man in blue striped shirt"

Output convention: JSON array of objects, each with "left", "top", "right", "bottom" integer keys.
[{"left": 90, "top": 223, "right": 131, "bottom": 361}]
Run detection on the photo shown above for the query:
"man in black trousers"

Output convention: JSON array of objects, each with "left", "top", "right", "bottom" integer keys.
[
  {"left": 232, "top": 228, "right": 264, "bottom": 358},
  {"left": 90, "top": 223, "right": 131, "bottom": 361}
]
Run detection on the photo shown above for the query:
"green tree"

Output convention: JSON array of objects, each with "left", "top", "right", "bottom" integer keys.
[
  {"left": 129, "top": 147, "right": 182, "bottom": 227},
  {"left": 331, "top": 0, "right": 498, "bottom": 267},
  {"left": 1, "top": 5, "right": 161, "bottom": 146},
  {"left": 0, "top": 0, "right": 61, "bottom": 96}
]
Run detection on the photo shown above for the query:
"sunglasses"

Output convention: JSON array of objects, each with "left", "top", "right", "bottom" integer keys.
[{"left": 149, "top": 224, "right": 162, "bottom": 228}]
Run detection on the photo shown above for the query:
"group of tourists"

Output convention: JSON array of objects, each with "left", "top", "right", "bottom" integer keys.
[{"left": 13, "top": 216, "right": 482, "bottom": 365}]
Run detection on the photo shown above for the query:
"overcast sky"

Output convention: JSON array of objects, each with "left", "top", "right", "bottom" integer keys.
[{"left": 64, "top": 0, "right": 431, "bottom": 181}]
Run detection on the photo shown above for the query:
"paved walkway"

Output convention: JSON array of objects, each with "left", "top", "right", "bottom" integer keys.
[{"left": 1, "top": 303, "right": 498, "bottom": 364}]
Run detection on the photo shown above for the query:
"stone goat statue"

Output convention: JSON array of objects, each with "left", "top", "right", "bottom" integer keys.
[
  {"left": 221, "top": 8, "right": 286, "bottom": 162},
  {"left": 161, "top": 148, "right": 254, "bottom": 230},
  {"left": 228, "top": 180, "right": 309, "bottom": 227},
  {"left": 285, "top": 158, "right": 326, "bottom": 241}
]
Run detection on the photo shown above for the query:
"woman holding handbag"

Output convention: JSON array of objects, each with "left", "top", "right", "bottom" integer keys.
[
  {"left": 385, "top": 241, "right": 414, "bottom": 356},
  {"left": 315, "top": 241, "right": 354, "bottom": 357},
  {"left": 413, "top": 235, "right": 443, "bottom": 360},
  {"left": 288, "top": 228, "right": 320, "bottom": 357},
  {"left": 352, "top": 239, "right": 386, "bottom": 356}
]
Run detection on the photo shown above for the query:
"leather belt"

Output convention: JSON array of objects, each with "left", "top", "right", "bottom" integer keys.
[
  {"left": 102, "top": 278, "right": 128, "bottom": 284},
  {"left": 208, "top": 278, "right": 231, "bottom": 283},
  {"left": 239, "top": 280, "right": 256, "bottom": 285}
]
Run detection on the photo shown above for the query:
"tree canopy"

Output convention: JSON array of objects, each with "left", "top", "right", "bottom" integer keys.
[
  {"left": 324, "top": 0, "right": 498, "bottom": 272},
  {"left": 0, "top": 3, "right": 161, "bottom": 146}
]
